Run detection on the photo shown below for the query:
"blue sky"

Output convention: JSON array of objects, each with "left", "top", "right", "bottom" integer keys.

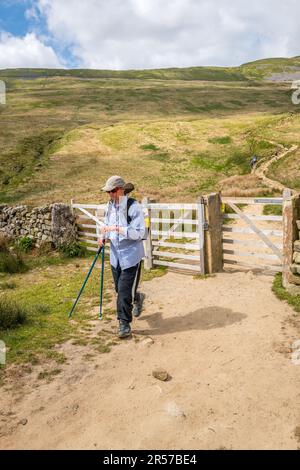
[
  {"left": 0, "top": 1, "right": 32, "bottom": 36},
  {"left": 0, "top": 0, "right": 299, "bottom": 70}
]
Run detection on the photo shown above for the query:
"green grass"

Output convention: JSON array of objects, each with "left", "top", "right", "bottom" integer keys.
[
  {"left": 0, "top": 72, "right": 299, "bottom": 205},
  {"left": 0, "top": 258, "right": 103, "bottom": 364},
  {"left": 193, "top": 274, "right": 216, "bottom": 280},
  {"left": 266, "top": 146, "right": 300, "bottom": 191},
  {"left": 0, "top": 254, "right": 166, "bottom": 369},
  {"left": 0, "top": 281, "right": 17, "bottom": 290},
  {"left": 208, "top": 136, "right": 232, "bottom": 145},
  {"left": 0, "top": 251, "right": 28, "bottom": 274},
  {"left": 140, "top": 143, "right": 160, "bottom": 151},
  {"left": 15, "top": 236, "right": 34, "bottom": 253},
  {"left": 0, "top": 66, "right": 248, "bottom": 81},
  {"left": 191, "top": 148, "right": 250, "bottom": 175},
  {"left": 2, "top": 58, "right": 300, "bottom": 82},
  {"left": 241, "top": 56, "right": 300, "bottom": 80},
  {"left": 0, "top": 62, "right": 299, "bottom": 207},
  {"left": 0, "top": 296, "right": 28, "bottom": 330},
  {"left": 0, "top": 129, "right": 64, "bottom": 202},
  {"left": 263, "top": 204, "right": 282, "bottom": 216},
  {"left": 272, "top": 273, "right": 300, "bottom": 313},
  {"left": 141, "top": 264, "right": 167, "bottom": 281},
  {"left": 147, "top": 152, "right": 170, "bottom": 162}
]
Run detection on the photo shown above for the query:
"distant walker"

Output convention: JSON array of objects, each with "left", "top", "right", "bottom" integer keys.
[{"left": 250, "top": 154, "right": 258, "bottom": 172}]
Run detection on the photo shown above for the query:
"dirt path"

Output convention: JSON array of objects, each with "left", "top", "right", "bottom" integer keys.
[
  {"left": 254, "top": 143, "right": 298, "bottom": 193},
  {"left": 1, "top": 267, "right": 300, "bottom": 450}
]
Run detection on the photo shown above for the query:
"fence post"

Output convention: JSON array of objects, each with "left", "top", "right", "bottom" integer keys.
[
  {"left": 203, "top": 192, "right": 223, "bottom": 274},
  {"left": 142, "top": 197, "right": 153, "bottom": 270},
  {"left": 282, "top": 189, "right": 300, "bottom": 291},
  {"left": 197, "top": 197, "right": 205, "bottom": 275},
  {"left": 70, "top": 199, "right": 74, "bottom": 216}
]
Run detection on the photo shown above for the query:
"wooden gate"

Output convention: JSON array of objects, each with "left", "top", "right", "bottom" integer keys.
[
  {"left": 221, "top": 197, "right": 283, "bottom": 273},
  {"left": 71, "top": 202, "right": 107, "bottom": 253},
  {"left": 148, "top": 200, "right": 205, "bottom": 274},
  {"left": 71, "top": 199, "right": 206, "bottom": 274}
]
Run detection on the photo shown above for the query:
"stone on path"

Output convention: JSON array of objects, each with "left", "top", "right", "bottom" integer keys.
[{"left": 152, "top": 368, "right": 170, "bottom": 381}]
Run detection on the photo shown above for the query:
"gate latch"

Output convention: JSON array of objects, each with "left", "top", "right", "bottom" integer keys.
[{"left": 203, "top": 221, "right": 209, "bottom": 231}]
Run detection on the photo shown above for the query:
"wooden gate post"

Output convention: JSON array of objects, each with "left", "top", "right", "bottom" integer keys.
[
  {"left": 142, "top": 197, "right": 153, "bottom": 270},
  {"left": 203, "top": 192, "right": 223, "bottom": 274}
]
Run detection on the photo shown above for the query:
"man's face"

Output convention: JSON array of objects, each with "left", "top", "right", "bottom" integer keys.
[{"left": 107, "top": 187, "right": 124, "bottom": 202}]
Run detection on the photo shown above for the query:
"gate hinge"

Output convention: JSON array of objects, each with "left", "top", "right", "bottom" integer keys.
[{"left": 203, "top": 222, "right": 209, "bottom": 231}]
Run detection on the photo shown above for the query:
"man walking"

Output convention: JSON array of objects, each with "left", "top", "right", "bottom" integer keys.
[{"left": 99, "top": 175, "right": 145, "bottom": 338}]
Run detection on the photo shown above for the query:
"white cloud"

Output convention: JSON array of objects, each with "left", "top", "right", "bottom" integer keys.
[
  {"left": 6, "top": 0, "right": 300, "bottom": 69},
  {"left": 33, "top": 0, "right": 300, "bottom": 69},
  {"left": 0, "top": 31, "right": 64, "bottom": 69},
  {"left": 25, "top": 6, "right": 40, "bottom": 22}
]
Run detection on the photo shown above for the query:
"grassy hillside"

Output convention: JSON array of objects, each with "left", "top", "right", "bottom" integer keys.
[
  {"left": 1, "top": 56, "right": 300, "bottom": 82},
  {"left": 0, "top": 66, "right": 247, "bottom": 82},
  {"left": 0, "top": 68, "right": 299, "bottom": 204},
  {"left": 241, "top": 57, "right": 300, "bottom": 80}
]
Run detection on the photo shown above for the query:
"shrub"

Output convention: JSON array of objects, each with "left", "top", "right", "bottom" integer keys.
[
  {"left": 0, "top": 296, "right": 27, "bottom": 330},
  {"left": 0, "top": 235, "right": 27, "bottom": 273},
  {"left": 0, "top": 235, "right": 12, "bottom": 253},
  {"left": 16, "top": 236, "right": 34, "bottom": 253},
  {"left": 0, "top": 281, "right": 17, "bottom": 290},
  {"left": 0, "top": 250, "right": 27, "bottom": 273},
  {"left": 58, "top": 241, "right": 87, "bottom": 258},
  {"left": 37, "top": 241, "right": 54, "bottom": 256}
]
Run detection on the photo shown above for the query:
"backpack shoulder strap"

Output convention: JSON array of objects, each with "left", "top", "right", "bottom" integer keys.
[{"left": 127, "top": 197, "right": 136, "bottom": 224}]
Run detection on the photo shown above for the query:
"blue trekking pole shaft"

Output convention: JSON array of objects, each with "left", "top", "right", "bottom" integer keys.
[
  {"left": 68, "top": 246, "right": 103, "bottom": 319},
  {"left": 99, "top": 243, "right": 105, "bottom": 319}
]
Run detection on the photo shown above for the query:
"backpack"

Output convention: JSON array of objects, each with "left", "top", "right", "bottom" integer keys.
[
  {"left": 126, "top": 197, "right": 136, "bottom": 224},
  {"left": 127, "top": 197, "right": 149, "bottom": 240}
]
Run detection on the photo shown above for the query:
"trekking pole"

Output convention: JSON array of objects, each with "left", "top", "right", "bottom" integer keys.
[
  {"left": 99, "top": 242, "right": 105, "bottom": 320},
  {"left": 68, "top": 245, "right": 103, "bottom": 319}
]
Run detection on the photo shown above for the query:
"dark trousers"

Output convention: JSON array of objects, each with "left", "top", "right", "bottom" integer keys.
[{"left": 111, "top": 261, "right": 142, "bottom": 323}]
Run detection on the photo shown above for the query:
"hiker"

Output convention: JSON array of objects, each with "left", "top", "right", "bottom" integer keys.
[
  {"left": 98, "top": 175, "right": 145, "bottom": 338},
  {"left": 250, "top": 154, "right": 258, "bottom": 172}
]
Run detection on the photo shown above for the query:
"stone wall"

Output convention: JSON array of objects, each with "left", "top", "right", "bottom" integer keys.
[
  {"left": 282, "top": 192, "right": 300, "bottom": 293},
  {"left": 0, "top": 203, "right": 77, "bottom": 248},
  {"left": 290, "top": 221, "right": 300, "bottom": 279}
]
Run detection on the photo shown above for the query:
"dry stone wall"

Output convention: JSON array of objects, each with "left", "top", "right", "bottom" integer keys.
[
  {"left": 282, "top": 192, "right": 300, "bottom": 293},
  {"left": 291, "top": 221, "right": 300, "bottom": 278},
  {"left": 0, "top": 203, "right": 77, "bottom": 248}
]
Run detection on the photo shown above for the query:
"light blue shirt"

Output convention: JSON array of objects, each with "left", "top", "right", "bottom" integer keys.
[{"left": 104, "top": 196, "right": 145, "bottom": 270}]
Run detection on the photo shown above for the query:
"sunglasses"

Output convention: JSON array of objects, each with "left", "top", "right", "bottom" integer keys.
[{"left": 107, "top": 187, "right": 118, "bottom": 194}]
